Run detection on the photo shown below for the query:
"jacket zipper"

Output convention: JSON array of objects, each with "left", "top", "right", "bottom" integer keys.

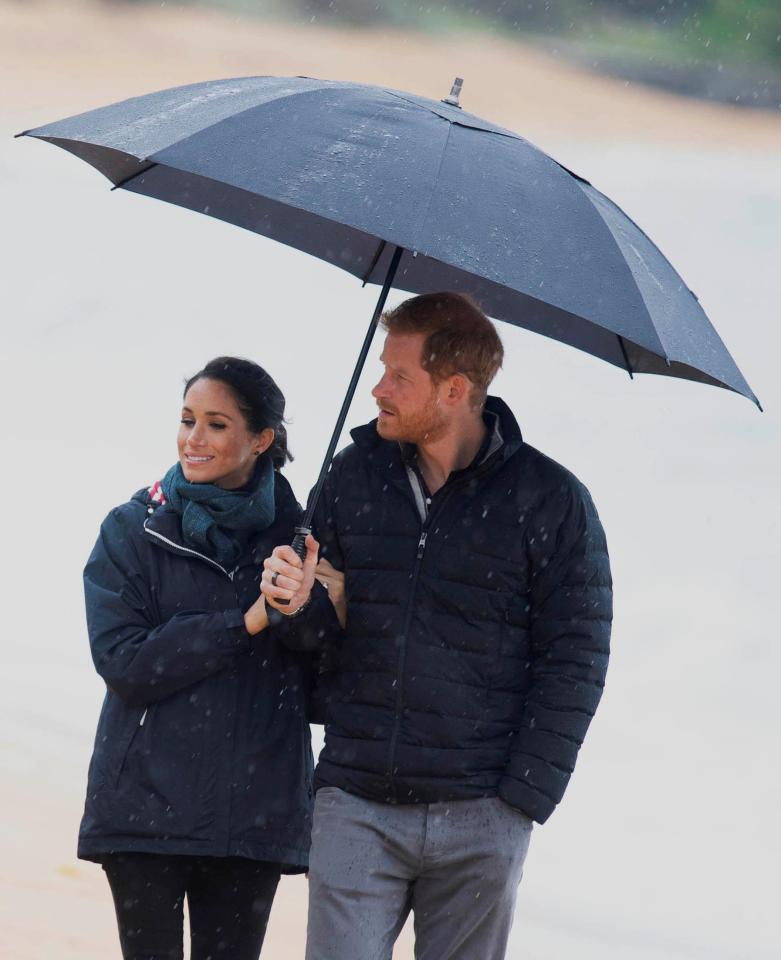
[
  {"left": 143, "top": 520, "right": 235, "bottom": 580},
  {"left": 385, "top": 531, "right": 429, "bottom": 785},
  {"left": 416, "top": 531, "right": 428, "bottom": 558},
  {"left": 385, "top": 455, "right": 504, "bottom": 786},
  {"left": 142, "top": 514, "right": 242, "bottom": 854},
  {"left": 385, "top": 476, "right": 458, "bottom": 784}
]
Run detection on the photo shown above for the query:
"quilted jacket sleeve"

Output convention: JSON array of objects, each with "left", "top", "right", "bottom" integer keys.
[
  {"left": 84, "top": 505, "right": 251, "bottom": 708},
  {"left": 498, "top": 478, "right": 612, "bottom": 823}
]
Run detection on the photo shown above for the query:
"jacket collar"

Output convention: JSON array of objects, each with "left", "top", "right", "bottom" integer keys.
[
  {"left": 350, "top": 395, "right": 523, "bottom": 463},
  {"left": 350, "top": 397, "right": 523, "bottom": 506}
]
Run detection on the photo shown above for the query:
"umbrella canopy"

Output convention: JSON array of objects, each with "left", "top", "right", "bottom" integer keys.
[{"left": 19, "top": 75, "right": 758, "bottom": 407}]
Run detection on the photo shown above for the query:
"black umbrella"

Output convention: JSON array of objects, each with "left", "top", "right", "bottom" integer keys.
[{"left": 18, "top": 75, "right": 760, "bottom": 553}]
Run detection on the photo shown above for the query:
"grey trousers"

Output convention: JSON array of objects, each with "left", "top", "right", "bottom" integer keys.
[{"left": 305, "top": 786, "right": 533, "bottom": 960}]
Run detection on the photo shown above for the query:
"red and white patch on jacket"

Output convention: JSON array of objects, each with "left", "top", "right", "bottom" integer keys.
[{"left": 148, "top": 480, "right": 167, "bottom": 505}]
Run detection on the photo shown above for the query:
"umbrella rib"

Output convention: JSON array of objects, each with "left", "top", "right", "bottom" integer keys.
[
  {"left": 617, "top": 335, "right": 634, "bottom": 380},
  {"left": 111, "top": 161, "right": 158, "bottom": 191},
  {"left": 574, "top": 182, "right": 670, "bottom": 363},
  {"left": 361, "top": 239, "right": 387, "bottom": 286},
  {"left": 385, "top": 91, "right": 521, "bottom": 142},
  {"left": 413, "top": 121, "right": 453, "bottom": 252}
]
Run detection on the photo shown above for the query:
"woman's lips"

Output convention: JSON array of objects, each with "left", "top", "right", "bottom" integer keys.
[{"left": 185, "top": 454, "right": 214, "bottom": 463}]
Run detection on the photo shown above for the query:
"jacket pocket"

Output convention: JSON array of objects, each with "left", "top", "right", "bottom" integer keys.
[{"left": 110, "top": 705, "right": 149, "bottom": 789}]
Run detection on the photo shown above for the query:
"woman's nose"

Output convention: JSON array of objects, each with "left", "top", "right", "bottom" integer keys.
[{"left": 188, "top": 424, "right": 207, "bottom": 446}]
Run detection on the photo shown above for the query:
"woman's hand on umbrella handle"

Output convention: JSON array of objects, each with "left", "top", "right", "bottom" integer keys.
[
  {"left": 315, "top": 558, "right": 346, "bottom": 629},
  {"left": 261, "top": 534, "right": 319, "bottom": 614}
]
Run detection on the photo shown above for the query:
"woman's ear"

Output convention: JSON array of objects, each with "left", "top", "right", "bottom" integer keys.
[{"left": 255, "top": 427, "right": 275, "bottom": 456}]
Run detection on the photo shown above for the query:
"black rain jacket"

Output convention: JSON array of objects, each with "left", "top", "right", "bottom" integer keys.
[{"left": 78, "top": 472, "right": 318, "bottom": 870}]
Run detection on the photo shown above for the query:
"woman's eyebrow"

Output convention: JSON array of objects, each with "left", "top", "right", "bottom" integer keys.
[{"left": 181, "top": 406, "right": 233, "bottom": 420}]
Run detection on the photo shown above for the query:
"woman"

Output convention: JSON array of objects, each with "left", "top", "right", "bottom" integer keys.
[{"left": 78, "top": 356, "right": 327, "bottom": 960}]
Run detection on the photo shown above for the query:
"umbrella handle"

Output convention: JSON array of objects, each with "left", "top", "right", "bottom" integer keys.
[{"left": 276, "top": 526, "right": 311, "bottom": 607}]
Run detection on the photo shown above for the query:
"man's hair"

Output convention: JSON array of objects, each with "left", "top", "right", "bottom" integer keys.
[{"left": 381, "top": 292, "right": 503, "bottom": 406}]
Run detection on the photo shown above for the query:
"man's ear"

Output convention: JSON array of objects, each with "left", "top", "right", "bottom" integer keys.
[{"left": 445, "top": 373, "right": 472, "bottom": 405}]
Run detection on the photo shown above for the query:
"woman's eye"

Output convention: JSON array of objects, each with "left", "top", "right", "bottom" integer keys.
[
  {"left": 180, "top": 418, "right": 195, "bottom": 426},
  {"left": 209, "top": 422, "right": 227, "bottom": 430}
]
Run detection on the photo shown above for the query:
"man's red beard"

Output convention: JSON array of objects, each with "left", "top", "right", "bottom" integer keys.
[{"left": 376, "top": 392, "right": 447, "bottom": 445}]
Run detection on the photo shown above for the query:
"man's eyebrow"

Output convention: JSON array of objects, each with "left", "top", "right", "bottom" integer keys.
[
  {"left": 181, "top": 406, "right": 233, "bottom": 420},
  {"left": 379, "top": 357, "right": 410, "bottom": 375}
]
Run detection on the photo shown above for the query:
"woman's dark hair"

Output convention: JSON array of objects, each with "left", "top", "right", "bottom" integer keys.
[{"left": 184, "top": 357, "right": 292, "bottom": 469}]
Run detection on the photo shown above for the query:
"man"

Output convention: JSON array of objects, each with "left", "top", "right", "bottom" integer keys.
[{"left": 264, "top": 292, "right": 612, "bottom": 960}]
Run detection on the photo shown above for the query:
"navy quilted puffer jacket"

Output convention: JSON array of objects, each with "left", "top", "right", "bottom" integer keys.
[{"left": 312, "top": 397, "right": 612, "bottom": 824}]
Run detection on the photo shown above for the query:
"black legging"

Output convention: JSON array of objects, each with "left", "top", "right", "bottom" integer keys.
[{"left": 102, "top": 853, "right": 281, "bottom": 960}]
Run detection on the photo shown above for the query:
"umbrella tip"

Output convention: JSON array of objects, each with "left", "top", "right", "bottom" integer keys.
[{"left": 442, "top": 77, "right": 464, "bottom": 109}]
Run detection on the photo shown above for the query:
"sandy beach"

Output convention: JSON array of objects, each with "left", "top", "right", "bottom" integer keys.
[
  {"left": 2, "top": 2, "right": 780, "bottom": 959},
  {"left": 5, "top": 0, "right": 781, "bottom": 150}
]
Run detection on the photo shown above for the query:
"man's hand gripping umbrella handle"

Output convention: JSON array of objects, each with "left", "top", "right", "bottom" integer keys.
[{"left": 276, "top": 527, "right": 311, "bottom": 606}]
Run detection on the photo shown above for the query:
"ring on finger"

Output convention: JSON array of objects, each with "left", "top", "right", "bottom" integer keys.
[{"left": 271, "top": 572, "right": 279, "bottom": 587}]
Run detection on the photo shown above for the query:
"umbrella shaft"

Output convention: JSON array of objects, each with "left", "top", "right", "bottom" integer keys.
[{"left": 303, "top": 245, "right": 404, "bottom": 529}]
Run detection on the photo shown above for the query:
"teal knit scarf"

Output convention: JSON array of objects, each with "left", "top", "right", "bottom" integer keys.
[{"left": 160, "top": 457, "right": 275, "bottom": 570}]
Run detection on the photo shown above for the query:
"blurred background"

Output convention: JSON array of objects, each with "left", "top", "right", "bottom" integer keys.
[
  {"left": 2, "top": 1, "right": 779, "bottom": 958},
  {"left": 52, "top": 0, "right": 781, "bottom": 107}
]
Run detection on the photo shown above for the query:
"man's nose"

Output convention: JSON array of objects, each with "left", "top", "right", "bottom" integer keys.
[{"left": 372, "top": 374, "right": 390, "bottom": 399}]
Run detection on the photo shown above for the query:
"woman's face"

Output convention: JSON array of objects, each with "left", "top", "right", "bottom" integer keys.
[{"left": 178, "top": 377, "right": 273, "bottom": 489}]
